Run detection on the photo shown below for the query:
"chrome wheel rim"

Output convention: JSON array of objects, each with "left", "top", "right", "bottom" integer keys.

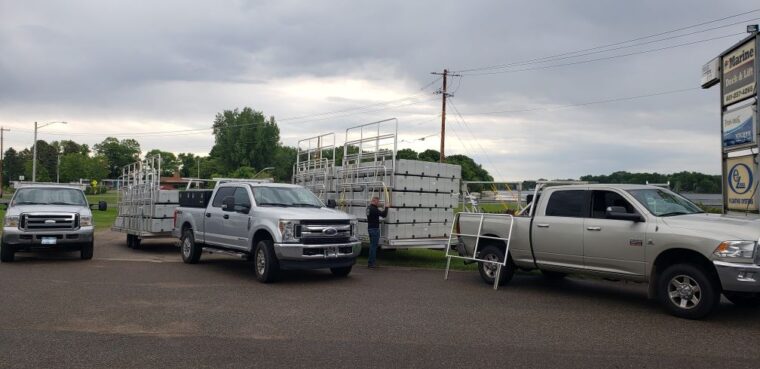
[
  {"left": 482, "top": 253, "right": 499, "bottom": 279},
  {"left": 668, "top": 274, "right": 701, "bottom": 310},
  {"left": 182, "top": 237, "right": 191, "bottom": 257},
  {"left": 256, "top": 248, "right": 266, "bottom": 275}
]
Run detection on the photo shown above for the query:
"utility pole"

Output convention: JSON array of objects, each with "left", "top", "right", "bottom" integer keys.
[
  {"left": 32, "top": 121, "right": 37, "bottom": 182},
  {"left": 0, "top": 127, "right": 9, "bottom": 197},
  {"left": 431, "top": 69, "right": 460, "bottom": 163}
]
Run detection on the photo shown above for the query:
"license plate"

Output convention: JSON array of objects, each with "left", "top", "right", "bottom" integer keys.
[
  {"left": 41, "top": 237, "right": 57, "bottom": 245},
  {"left": 325, "top": 247, "right": 337, "bottom": 257}
]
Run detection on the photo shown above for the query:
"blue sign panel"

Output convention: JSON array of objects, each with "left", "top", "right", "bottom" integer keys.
[{"left": 723, "top": 104, "right": 756, "bottom": 149}]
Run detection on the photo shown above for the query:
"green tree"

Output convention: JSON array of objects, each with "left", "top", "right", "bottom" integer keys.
[
  {"left": 145, "top": 149, "right": 180, "bottom": 176},
  {"left": 446, "top": 154, "right": 493, "bottom": 182},
  {"left": 272, "top": 146, "right": 297, "bottom": 182},
  {"left": 229, "top": 166, "right": 257, "bottom": 178},
  {"left": 94, "top": 137, "right": 141, "bottom": 178},
  {"left": 58, "top": 154, "right": 109, "bottom": 183},
  {"left": 396, "top": 148, "right": 418, "bottom": 160},
  {"left": 2, "top": 148, "right": 23, "bottom": 186},
  {"left": 209, "top": 107, "right": 280, "bottom": 173},
  {"left": 418, "top": 149, "right": 440, "bottom": 162}
]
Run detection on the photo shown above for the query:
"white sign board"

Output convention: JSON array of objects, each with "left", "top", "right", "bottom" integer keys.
[
  {"left": 701, "top": 57, "right": 720, "bottom": 88},
  {"left": 723, "top": 103, "right": 757, "bottom": 149}
]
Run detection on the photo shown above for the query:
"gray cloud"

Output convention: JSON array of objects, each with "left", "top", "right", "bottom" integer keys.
[{"left": 0, "top": 0, "right": 756, "bottom": 180}]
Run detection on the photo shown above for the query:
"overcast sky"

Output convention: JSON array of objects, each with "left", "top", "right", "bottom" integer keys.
[{"left": 1, "top": 0, "right": 758, "bottom": 180}]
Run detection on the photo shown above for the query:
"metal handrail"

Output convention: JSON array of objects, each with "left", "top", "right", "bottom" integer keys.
[{"left": 444, "top": 212, "right": 514, "bottom": 290}]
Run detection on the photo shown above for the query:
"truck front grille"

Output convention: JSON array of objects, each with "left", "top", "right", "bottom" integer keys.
[
  {"left": 21, "top": 213, "right": 78, "bottom": 231},
  {"left": 298, "top": 221, "right": 352, "bottom": 244}
]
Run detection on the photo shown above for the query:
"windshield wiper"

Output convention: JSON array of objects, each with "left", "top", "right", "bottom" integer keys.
[
  {"left": 257, "top": 202, "right": 288, "bottom": 207},
  {"left": 659, "top": 211, "right": 690, "bottom": 217},
  {"left": 15, "top": 201, "right": 44, "bottom": 205},
  {"left": 49, "top": 202, "right": 80, "bottom": 205},
  {"left": 292, "top": 203, "right": 321, "bottom": 208}
]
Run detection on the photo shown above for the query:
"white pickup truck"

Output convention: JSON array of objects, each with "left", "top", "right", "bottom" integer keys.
[
  {"left": 457, "top": 184, "right": 760, "bottom": 319},
  {"left": 173, "top": 181, "right": 361, "bottom": 282}
]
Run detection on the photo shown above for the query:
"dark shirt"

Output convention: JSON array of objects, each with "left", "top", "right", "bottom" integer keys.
[{"left": 366, "top": 204, "right": 388, "bottom": 229}]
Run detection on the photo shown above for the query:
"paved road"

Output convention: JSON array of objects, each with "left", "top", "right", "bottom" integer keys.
[{"left": 1, "top": 230, "right": 760, "bottom": 368}]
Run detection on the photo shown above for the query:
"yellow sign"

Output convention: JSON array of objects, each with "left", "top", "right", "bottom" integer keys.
[{"left": 725, "top": 155, "right": 758, "bottom": 211}]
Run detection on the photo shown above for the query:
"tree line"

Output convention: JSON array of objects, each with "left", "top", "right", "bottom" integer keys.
[{"left": 2, "top": 107, "right": 720, "bottom": 192}]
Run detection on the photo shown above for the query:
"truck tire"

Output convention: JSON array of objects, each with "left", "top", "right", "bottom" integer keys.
[
  {"left": 253, "top": 239, "right": 280, "bottom": 283},
  {"left": 180, "top": 228, "right": 202, "bottom": 264},
  {"left": 126, "top": 235, "right": 133, "bottom": 249},
  {"left": 80, "top": 241, "right": 94, "bottom": 260},
  {"left": 477, "top": 244, "right": 515, "bottom": 286},
  {"left": 132, "top": 236, "right": 142, "bottom": 250},
  {"left": 657, "top": 263, "right": 720, "bottom": 319},
  {"left": 723, "top": 291, "right": 760, "bottom": 307},
  {"left": 330, "top": 266, "right": 352, "bottom": 277},
  {"left": 0, "top": 242, "right": 14, "bottom": 262}
]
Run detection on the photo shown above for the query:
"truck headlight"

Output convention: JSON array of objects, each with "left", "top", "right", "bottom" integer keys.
[
  {"left": 80, "top": 216, "right": 93, "bottom": 227},
  {"left": 278, "top": 220, "right": 299, "bottom": 242},
  {"left": 350, "top": 219, "right": 358, "bottom": 240},
  {"left": 3, "top": 215, "right": 19, "bottom": 228},
  {"left": 714, "top": 241, "right": 756, "bottom": 261}
]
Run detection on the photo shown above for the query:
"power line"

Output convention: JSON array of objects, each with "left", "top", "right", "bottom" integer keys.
[
  {"left": 453, "top": 8, "right": 760, "bottom": 73},
  {"left": 467, "top": 87, "right": 701, "bottom": 116},
  {"left": 460, "top": 32, "right": 744, "bottom": 76}
]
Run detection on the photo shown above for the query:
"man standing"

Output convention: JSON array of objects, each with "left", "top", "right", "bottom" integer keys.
[{"left": 366, "top": 196, "right": 389, "bottom": 268}]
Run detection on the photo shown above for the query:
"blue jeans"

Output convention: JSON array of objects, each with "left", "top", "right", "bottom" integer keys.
[{"left": 367, "top": 228, "right": 380, "bottom": 266}]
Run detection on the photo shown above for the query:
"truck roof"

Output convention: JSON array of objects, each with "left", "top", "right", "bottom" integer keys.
[
  {"left": 13, "top": 184, "right": 85, "bottom": 190},
  {"left": 547, "top": 184, "right": 661, "bottom": 191},
  {"left": 217, "top": 181, "right": 302, "bottom": 189}
]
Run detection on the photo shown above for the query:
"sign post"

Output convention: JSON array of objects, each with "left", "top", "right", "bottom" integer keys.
[{"left": 704, "top": 29, "right": 758, "bottom": 215}]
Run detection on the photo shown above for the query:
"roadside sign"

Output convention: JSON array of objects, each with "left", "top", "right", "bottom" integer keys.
[
  {"left": 722, "top": 102, "right": 757, "bottom": 149},
  {"left": 722, "top": 38, "right": 756, "bottom": 107},
  {"left": 725, "top": 154, "right": 758, "bottom": 211},
  {"left": 701, "top": 57, "right": 720, "bottom": 89}
]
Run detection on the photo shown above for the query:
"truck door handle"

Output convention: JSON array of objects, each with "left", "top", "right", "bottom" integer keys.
[
  {"left": 586, "top": 226, "right": 601, "bottom": 231},
  {"left": 536, "top": 224, "right": 550, "bottom": 228},
  {"left": 205, "top": 213, "right": 211, "bottom": 218},
  {"left": 223, "top": 214, "right": 229, "bottom": 219}
]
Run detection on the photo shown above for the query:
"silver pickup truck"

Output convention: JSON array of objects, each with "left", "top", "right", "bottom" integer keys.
[
  {"left": 1, "top": 185, "right": 108, "bottom": 262},
  {"left": 173, "top": 181, "right": 361, "bottom": 282},
  {"left": 458, "top": 184, "right": 760, "bottom": 319}
]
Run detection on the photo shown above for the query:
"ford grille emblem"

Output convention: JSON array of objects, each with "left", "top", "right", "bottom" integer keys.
[
  {"left": 44, "top": 220, "right": 56, "bottom": 224},
  {"left": 322, "top": 227, "right": 338, "bottom": 236}
]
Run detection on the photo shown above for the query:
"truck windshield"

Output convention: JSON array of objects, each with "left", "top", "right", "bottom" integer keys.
[
  {"left": 251, "top": 186, "right": 324, "bottom": 208},
  {"left": 11, "top": 188, "right": 87, "bottom": 206},
  {"left": 626, "top": 189, "right": 704, "bottom": 217}
]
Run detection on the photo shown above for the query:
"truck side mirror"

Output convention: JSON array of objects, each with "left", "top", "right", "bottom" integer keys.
[
  {"left": 606, "top": 206, "right": 643, "bottom": 222},
  {"left": 326, "top": 199, "right": 337, "bottom": 209},
  {"left": 222, "top": 196, "right": 235, "bottom": 212},
  {"left": 98, "top": 201, "right": 107, "bottom": 211}
]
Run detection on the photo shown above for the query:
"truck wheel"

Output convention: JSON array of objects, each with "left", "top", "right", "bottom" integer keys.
[
  {"left": 330, "top": 266, "right": 352, "bottom": 277},
  {"left": 723, "top": 291, "right": 760, "bottom": 307},
  {"left": 253, "top": 240, "right": 280, "bottom": 283},
  {"left": 477, "top": 245, "right": 515, "bottom": 286},
  {"left": 657, "top": 263, "right": 720, "bottom": 319},
  {"left": 80, "top": 241, "right": 94, "bottom": 260},
  {"left": 180, "top": 229, "right": 202, "bottom": 264},
  {"left": 126, "top": 235, "right": 133, "bottom": 249},
  {"left": 132, "top": 236, "right": 142, "bottom": 250},
  {"left": 0, "top": 242, "right": 14, "bottom": 262}
]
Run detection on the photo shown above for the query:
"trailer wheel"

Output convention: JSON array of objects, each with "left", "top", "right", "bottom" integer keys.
[
  {"left": 180, "top": 228, "right": 201, "bottom": 264},
  {"left": 253, "top": 239, "right": 280, "bottom": 283},
  {"left": 80, "top": 241, "right": 94, "bottom": 260},
  {"left": 126, "top": 235, "right": 133, "bottom": 248},
  {"left": 132, "top": 236, "right": 142, "bottom": 250},
  {"left": 477, "top": 244, "right": 515, "bottom": 286}
]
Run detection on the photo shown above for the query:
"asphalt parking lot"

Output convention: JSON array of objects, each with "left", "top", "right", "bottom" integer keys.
[{"left": 2, "top": 230, "right": 760, "bottom": 369}]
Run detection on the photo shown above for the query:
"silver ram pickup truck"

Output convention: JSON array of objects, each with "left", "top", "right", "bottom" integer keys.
[
  {"left": 173, "top": 181, "right": 361, "bottom": 282},
  {"left": 458, "top": 184, "right": 760, "bottom": 319},
  {"left": 1, "top": 185, "right": 108, "bottom": 262}
]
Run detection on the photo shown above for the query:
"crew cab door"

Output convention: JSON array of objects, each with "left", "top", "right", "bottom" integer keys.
[
  {"left": 225, "top": 187, "right": 253, "bottom": 250},
  {"left": 531, "top": 189, "right": 588, "bottom": 270},
  {"left": 205, "top": 186, "right": 236, "bottom": 247},
  {"left": 583, "top": 189, "right": 646, "bottom": 277}
]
